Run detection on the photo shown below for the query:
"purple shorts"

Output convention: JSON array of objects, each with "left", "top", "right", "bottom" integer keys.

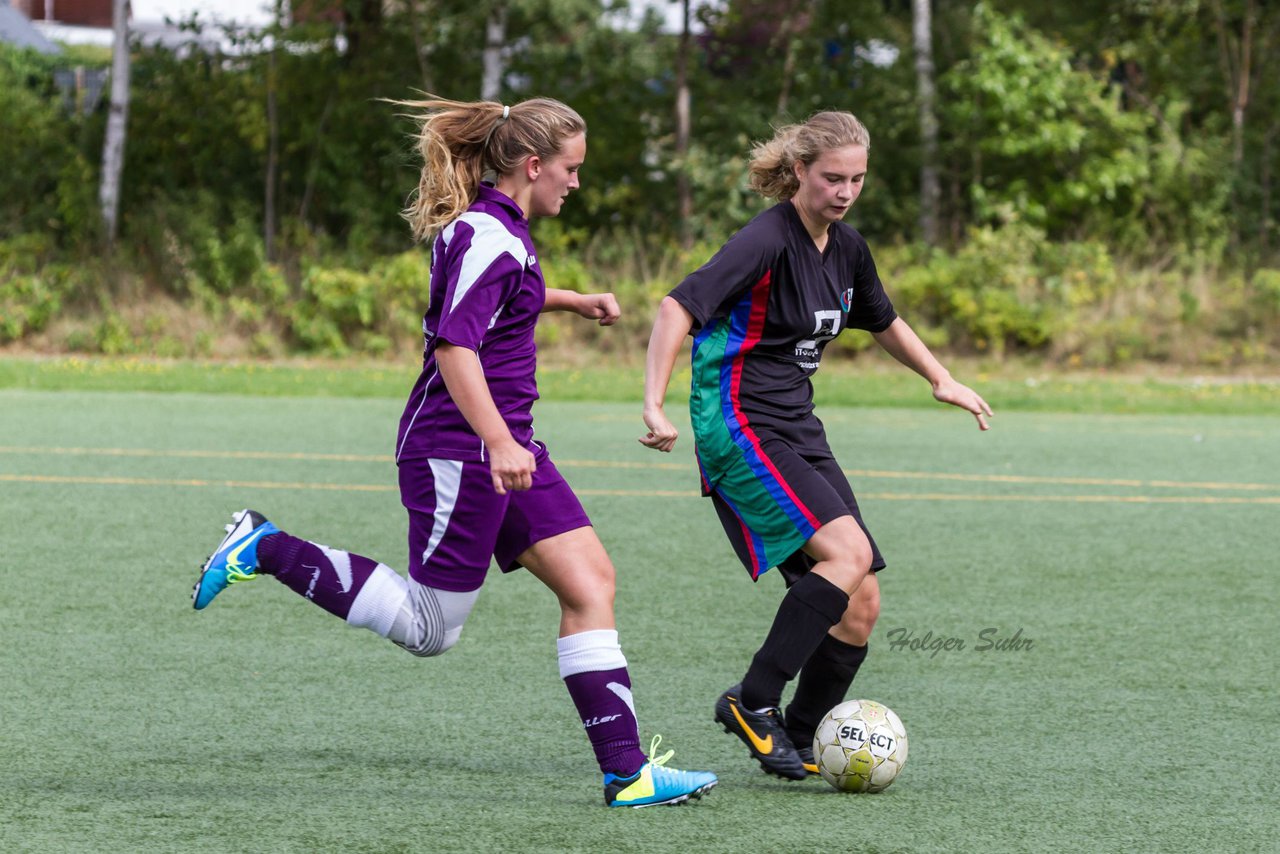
[{"left": 397, "top": 442, "right": 592, "bottom": 592}]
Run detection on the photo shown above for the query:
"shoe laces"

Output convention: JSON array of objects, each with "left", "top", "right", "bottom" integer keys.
[
  {"left": 645, "top": 734, "right": 675, "bottom": 769},
  {"left": 226, "top": 566, "right": 257, "bottom": 584}
]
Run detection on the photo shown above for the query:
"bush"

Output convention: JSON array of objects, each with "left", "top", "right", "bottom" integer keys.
[
  {"left": 0, "top": 235, "right": 93, "bottom": 342},
  {"left": 290, "top": 251, "right": 428, "bottom": 356},
  {"left": 882, "top": 221, "right": 1119, "bottom": 360},
  {"left": 0, "top": 46, "right": 100, "bottom": 245}
]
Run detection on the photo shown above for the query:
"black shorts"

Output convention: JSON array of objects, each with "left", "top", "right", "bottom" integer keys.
[{"left": 708, "top": 445, "right": 886, "bottom": 586}]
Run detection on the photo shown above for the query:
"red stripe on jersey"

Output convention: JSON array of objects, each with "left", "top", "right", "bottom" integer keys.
[{"left": 727, "top": 271, "right": 822, "bottom": 532}]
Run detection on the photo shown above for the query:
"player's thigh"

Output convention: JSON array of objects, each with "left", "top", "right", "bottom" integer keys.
[
  {"left": 497, "top": 447, "right": 611, "bottom": 602},
  {"left": 519, "top": 525, "right": 617, "bottom": 611}
]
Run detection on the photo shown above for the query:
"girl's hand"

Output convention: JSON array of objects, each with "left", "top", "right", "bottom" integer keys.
[
  {"left": 639, "top": 404, "right": 680, "bottom": 452},
  {"left": 576, "top": 292, "right": 621, "bottom": 326},
  {"left": 932, "top": 378, "right": 993, "bottom": 431},
  {"left": 487, "top": 438, "right": 537, "bottom": 494}
]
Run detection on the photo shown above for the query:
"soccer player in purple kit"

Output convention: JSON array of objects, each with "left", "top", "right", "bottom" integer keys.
[
  {"left": 191, "top": 96, "right": 716, "bottom": 808},
  {"left": 640, "top": 112, "right": 992, "bottom": 780}
]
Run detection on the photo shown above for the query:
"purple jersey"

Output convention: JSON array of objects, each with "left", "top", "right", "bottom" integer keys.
[{"left": 397, "top": 185, "right": 544, "bottom": 463}]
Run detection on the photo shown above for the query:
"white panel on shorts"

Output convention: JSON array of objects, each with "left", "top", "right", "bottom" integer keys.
[{"left": 421, "top": 458, "right": 465, "bottom": 566}]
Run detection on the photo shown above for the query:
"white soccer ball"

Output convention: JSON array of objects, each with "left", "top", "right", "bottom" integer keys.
[{"left": 813, "top": 699, "right": 908, "bottom": 793}]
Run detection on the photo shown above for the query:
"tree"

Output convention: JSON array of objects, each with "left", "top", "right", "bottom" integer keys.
[
  {"left": 942, "top": 6, "right": 1153, "bottom": 243},
  {"left": 675, "top": 0, "right": 692, "bottom": 247},
  {"left": 100, "top": 0, "right": 131, "bottom": 245},
  {"left": 482, "top": 1, "right": 507, "bottom": 100},
  {"left": 1206, "top": 0, "right": 1280, "bottom": 252},
  {"left": 913, "top": 0, "right": 939, "bottom": 245},
  {"left": 265, "top": 0, "right": 284, "bottom": 262}
]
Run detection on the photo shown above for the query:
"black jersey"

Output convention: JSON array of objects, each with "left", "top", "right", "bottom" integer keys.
[{"left": 670, "top": 201, "right": 897, "bottom": 468}]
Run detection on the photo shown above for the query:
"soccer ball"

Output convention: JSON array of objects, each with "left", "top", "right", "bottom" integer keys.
[{"left": 813, "top": 699, "right": 908, "bottom": 793}]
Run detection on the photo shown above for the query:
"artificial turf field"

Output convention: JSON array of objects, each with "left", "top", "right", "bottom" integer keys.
[{"left": 1, "top": 388, "right": 1277, "bottom": 853}]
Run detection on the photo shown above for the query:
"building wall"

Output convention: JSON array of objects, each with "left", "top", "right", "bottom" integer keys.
[{"left": 14, "top": 0, "right": 114, "bottom": 28}]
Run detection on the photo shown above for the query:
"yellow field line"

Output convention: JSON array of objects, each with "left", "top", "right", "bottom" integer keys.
[
  {"left": 858, "top": 492, "right": 1280, "bottom": 505},
  {"left": 2, "top": 444, "right": 1276, "bottom": 492},
  {"left": 0, "top": 445, "right": 390, "bottom": 463},
  {"left": 842, "top": 468, "right": 1280, "bottom": 492},
  {"left": 0, "top": 473, "right": 393, "bottom": 491},
  {"left": 3, "top": 473, "right": 1279, "bottom": 504}
]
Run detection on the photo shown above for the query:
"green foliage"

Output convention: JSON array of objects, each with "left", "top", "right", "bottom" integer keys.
[
  {"left": 1252, "top": 268, "right": 1280, "bottom": 318},
  {"left": 0, "top": 269, "right": 67, "bottom": 343},
  {"left": 884, "top": 221, "right": 1120, "bottom": 359},
  {"left": 2, "top": 2, "right": 1277, "bottom": 367},
  {"left": 942, "top": 5, "right": 1153, "bottom": 240},
  {"left": 290, "top": 251, "right": 428, "bottom": 356},
  {"left": 1137, "top": 98, "right": 1231, "bottom": 264},
  {"left": 0, "top": 235, "right": 89, "bottom": 342},
  {"left": 123, "top": 192, "right": 267, "bottom": 305},
  {"left": 0, "top": 45, "right": 100, "bottom": 244}
]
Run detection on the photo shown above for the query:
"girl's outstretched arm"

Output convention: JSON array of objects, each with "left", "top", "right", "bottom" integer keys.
[
  {"left": 639, "top": 296, "right": 695, "bottom": 452},
  {"left": 543, "top": 288, "right": 620, "bottom": 325},
  {"left": 872, "top": 317, "right": 993, "bottom": 431}
]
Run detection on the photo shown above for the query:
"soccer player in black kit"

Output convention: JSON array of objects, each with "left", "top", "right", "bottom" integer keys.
[{"left": 640, "top": 111, "right": 993, "bottom": 779}]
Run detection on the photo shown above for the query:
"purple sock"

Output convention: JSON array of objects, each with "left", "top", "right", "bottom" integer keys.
[
  {"left": 258, "top": 532, "right": 379, "bottom": 621},
  {"left": 558, "top": 630, "right": 647, "bottom": 778}
]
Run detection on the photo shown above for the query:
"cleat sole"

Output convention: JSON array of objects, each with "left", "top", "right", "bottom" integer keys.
[{"left": 620, "top": 780, "right": 716, "bottom": 808}]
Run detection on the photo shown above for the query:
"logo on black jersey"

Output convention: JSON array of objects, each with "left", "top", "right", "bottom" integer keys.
[
  {"left": 796, "top": 310, "right": 843, "bottom": 357},
  {"left": 841, "top": 288, "right": 854, "bottom": 312}
]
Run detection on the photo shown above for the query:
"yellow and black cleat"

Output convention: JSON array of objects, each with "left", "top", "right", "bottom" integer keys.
[{"left": 713, "top": 684, "right": 808, "bottom": 780}]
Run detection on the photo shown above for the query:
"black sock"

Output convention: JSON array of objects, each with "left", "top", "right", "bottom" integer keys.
[
  {"left": 740, "top": 573, "right": 849, "bottom": 710},
  {"left": 785, "top": 635, "right": 869, "bottom": 745}
]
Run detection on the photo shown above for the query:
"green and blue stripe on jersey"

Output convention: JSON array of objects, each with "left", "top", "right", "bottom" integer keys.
[{"left": 688, "top": 270, "right": 822, "bottom": 579}]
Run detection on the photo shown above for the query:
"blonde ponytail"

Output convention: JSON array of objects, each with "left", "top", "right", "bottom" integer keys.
[{"left": 393, "top": 96, "right": 586, "bottom": 241}]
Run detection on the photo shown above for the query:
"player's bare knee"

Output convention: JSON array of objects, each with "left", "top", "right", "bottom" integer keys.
[
  {"left": 849, "top": 539, "right": 874, "bottom": 575},
  {"left": 562, "top": 581, "right": 614, "bottom": 621},
  {"left": 575, "top": 563, "right": 616, "bottom": 607}
]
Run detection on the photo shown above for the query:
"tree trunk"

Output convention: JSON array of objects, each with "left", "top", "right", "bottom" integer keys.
[
  {"left": 1211, "top": 0, "right": 1257, "bottom": 251},
  {"left": 99, "top": 0, "right": 130, "bottom": 245},
  {"left": 1261, "top": 121, "right": 1277, "bottom": 261},
  {"left": 343, "top": 0, "right": 383, "bottom": 62},
  {"left": 774, "top": 1, "right": 812, "bottom": 118},
  {"left": 675, "top": 0, "right": 692, "bottom": 248},
  {"left": 264, "top": 1, "right": 281, "bottom": 263},
  {"left": 776, "top": 39, "right": 797, "bottom": 117},
  {"left": 409, "top": 0, "right": 436, "bottom": 92},
  {"left": 482, "top": 3, "right": 507, "bottom": 101},
  {"left": 913, "top": 0, "right": 940, "bottom": 246},
  {"left": 299, "top": 95, "right": 336, "bottom": 225}
]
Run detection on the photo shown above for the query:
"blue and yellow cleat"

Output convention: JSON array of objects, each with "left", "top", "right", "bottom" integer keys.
[
  {"left": 604, "top": 736, "right": 717, "bottom": 808},
  {"left": 192, "top": 509, "right": 279, "bottom": 610}
]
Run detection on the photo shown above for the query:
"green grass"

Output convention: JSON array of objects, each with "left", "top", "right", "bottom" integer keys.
[
  {"left": 2, "top": 353, "right": 1279, "bottom": 414},
  {"left": 2, "top": 388, "right": 1278, "bottom": 852}
]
